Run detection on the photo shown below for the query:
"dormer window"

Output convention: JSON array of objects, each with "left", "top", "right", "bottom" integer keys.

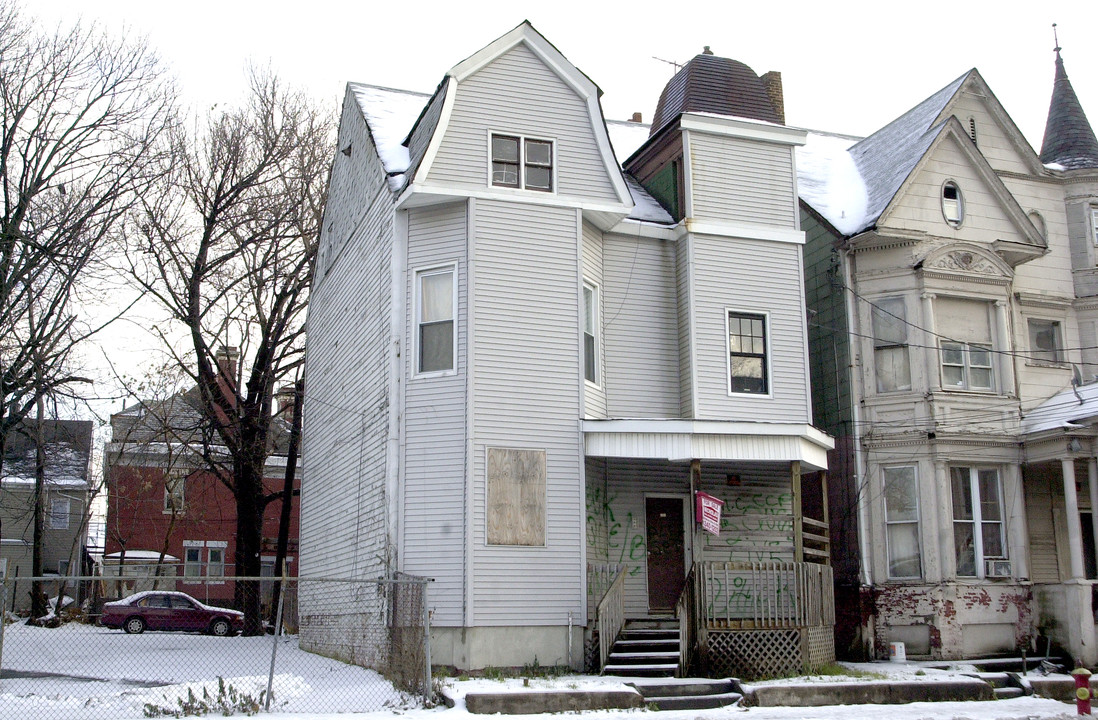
[
  {"left": 942, "top": 181, "right": 964, "bottom": 227},
  {"left": 491, "top": 134, "right": 553, "bottom": 192}
]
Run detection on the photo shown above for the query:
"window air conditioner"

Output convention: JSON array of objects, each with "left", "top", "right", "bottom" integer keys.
[{"left": 985, "top": 559, "right": 1011, "bottom": 578}]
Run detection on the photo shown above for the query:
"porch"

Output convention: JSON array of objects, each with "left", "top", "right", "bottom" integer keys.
[{"left": 591, "top": 559, "right": 835, "bottom": 678}]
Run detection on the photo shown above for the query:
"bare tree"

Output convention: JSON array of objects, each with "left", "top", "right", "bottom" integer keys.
[
  {"left": 125, "top": 71, "right": 331, "bottom": 634},
  {"left": 0, "top": 1, "right": 174, "bottom": 468}
]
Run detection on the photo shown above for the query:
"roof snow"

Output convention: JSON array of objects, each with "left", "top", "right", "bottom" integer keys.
[
  {"left": 795, "top": 131, "right": 867, "bottom": 236},
  {"left": 1021, "top": 381, "right": 1098, "bottom": 435},
  {"left": 349, "top": 84, "right": 430, "bottom": 175},
  {"left": 606, "top": 119, "right": 652, "bottom": 161}
]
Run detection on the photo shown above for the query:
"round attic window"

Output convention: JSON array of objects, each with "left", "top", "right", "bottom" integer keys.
[{"left": 942, "top": 181, "right": 964, "bottom": 228}]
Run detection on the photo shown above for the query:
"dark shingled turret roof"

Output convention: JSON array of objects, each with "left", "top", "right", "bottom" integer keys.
[
  {"left": 650, "top": 51, "right": 782, "bottom": 137},
  {"left": 1040, "top": 49, "right": 1098, "bottom": 170}
]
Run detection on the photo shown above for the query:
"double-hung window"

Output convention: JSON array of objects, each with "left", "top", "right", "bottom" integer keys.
[
  {"left": 46, "top": 498, "right": 70, "bottom": 530},
  {"left": 872, "top": 298, "right": 911, "bottom": 392},
  {"left": 1091, "top": 206, "right": 1098, "bottom": 245},
  {"left": 951, "top": 467, "right": 1005, "bottom": 577},
  {"left": 583, "top": 282, "right": 599, "bottom": 385},
  {"left": 883, "top": 466, "right": 921, "bottom": 579},
  {"left": 727, "top": 311, "right": 768, "bottom": 394},
  {"left": 935, "top": 297, "right": 995, "bottom": 391},
  {"left": 183, "top": 542, "right": 203, "bottom": 579},
  {"left": 416, "top": 267, "right": 455, "bottom": 375},
  {"left": 207, "top": 545, "right": 225, "bottom": 579},
  {"left": 941, "top": 342, "right": 993, "bottom": 390},
  {"left": 491, "top": 134, "right": 553, "bottom": 192}
]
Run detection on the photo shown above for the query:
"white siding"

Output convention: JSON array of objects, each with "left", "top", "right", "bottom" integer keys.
[
  {"left": 692, "top": 234, "right": 812, "bottom": 422},
  {"left": 602, "top": 232, "right": 680, "bottom": 418},
  {"left": 687, "top": 132, "right": 796, "bottom": 227},
  {"left": 402, "top": 202, "right": 468, "bottom": 626},
  {"left": 677, "top": 237, "right": 694, "bottom": 417},
  {"left": 428, "top": 43, "right": 619, "bottom": 205},
  {"left": 300, "top": 137, "right": 393, "bottom": 580},
  {"left": 470, "top": 199, "right": 584, "bottom": 626}
]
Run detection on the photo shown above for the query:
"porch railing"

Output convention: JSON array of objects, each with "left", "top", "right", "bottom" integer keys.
[
  {"left": 593, "top": 565, "right": 627, "bottom": 671},
  {"left": 675, "top": 564, "right": 697, "bottom": 676},
  {"left": 699, "top": 561, "right": 834, "bottom": 629}
]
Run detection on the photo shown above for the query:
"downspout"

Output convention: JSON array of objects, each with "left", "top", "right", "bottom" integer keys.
[{"left": 842, "top": 247, "right": 873, "bottom": 588}]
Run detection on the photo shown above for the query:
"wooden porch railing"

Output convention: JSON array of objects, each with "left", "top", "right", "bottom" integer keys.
[
  {"left": 698, "top": 561, "right": 834, "bottom": 629},
  {"left": 675, "top": 564, "right": 697, "bottom": 676},
  {"left": 589, "top": 564, "right": 627, "bottom": 671}
]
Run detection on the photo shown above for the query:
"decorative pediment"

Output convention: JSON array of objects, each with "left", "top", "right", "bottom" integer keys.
[{"left": 919, "top": 243, "right": 1013, "bottom": 284}]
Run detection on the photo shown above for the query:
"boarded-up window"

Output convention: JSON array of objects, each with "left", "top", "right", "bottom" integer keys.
[
  {"left": 872, "top": 297, "right": 911, "bottom": 392},
  {"left": 487, "top": 448, "right": 546, "bottom": 546}
]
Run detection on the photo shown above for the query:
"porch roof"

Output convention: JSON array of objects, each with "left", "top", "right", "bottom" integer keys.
[
  {"left": 581, "top": 420, "right": 833, "bottom": 470},
  {"left": 1021, "top": 381, "right": 1098, "bottom": 436}
]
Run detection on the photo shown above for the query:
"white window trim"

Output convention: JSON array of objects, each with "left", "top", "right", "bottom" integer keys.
[
  {"left": 1091, "top": 206, "right": 1098, "bottom": 246},
  {"left": 1026, "top": 317, "right": 1066, "bottom": 366},
  {"left": 940, "top": 340, "right": 995, "bottom": 392},
  {"left": 941, "top": 180, "right": 965, "bottom": 228},
  {"left": 583, "top": 280, "right": 600, "bottom": 388},
  {"left": 163, "top": 469, "right": 186, "bottom": 515},
  {"left": 487, "top": 131, "right": 557, "bottom": 194},
  {"left": 951, "top": 466, "right": 1006, "bottom": 579},
  {"left": 882, "top": 465, "right": 922, "bottom": 580},
  {"left": 413, "top": 264, "right": 458, "bottom": 378},
  {"left": 46, "top": 497, "right": 70, "bottom": 530},
  {"left": 206, "top": 545, "right": 226, "bottom": 584},
  {"left": 182, "top": 542, "right": 204, "bottom": 583},
  {"left": 725, "top": 309, "right": 772, "bottom": 398},
  {"left": 871, "top": 296, "right": 912, "bottom": 393}
]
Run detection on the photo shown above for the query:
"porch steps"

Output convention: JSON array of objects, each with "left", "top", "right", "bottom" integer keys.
[
  {"left": 628, "top": 679, "right": 742, "bottom": 711},
  {"left": 602, "top": 621, "right": 680, "bottom": 678}
]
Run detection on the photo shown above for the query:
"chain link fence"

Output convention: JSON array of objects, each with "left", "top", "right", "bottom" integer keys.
[{"left": 0, "top": 573, "right": 431, "bottom": 719}]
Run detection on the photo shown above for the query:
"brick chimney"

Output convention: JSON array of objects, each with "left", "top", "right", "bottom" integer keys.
[
  {"left": 631, "top": 112, "right": 643, "bottom": 123},
  {"left": 760, "top": 70, "right": 785, "bottom": 125},
  {"left": 215, "top": 346, "right": 240, "bottom": 383}
]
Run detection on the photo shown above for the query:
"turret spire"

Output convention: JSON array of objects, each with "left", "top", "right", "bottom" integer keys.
[{"left": 1039, "top": 27, "right": 1098, "bottom": 170}]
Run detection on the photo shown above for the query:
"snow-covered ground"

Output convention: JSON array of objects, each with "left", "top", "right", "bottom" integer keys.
[{"left": 0, "top": 620, "right": 1082, "bottom": 720}]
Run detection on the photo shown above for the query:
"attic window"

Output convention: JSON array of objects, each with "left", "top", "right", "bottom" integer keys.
[
  {"left": 491, "top": 134, "right": 553, "bottom": 192},
  {"left": 942, "top": 181, "right": 964, "bottom": 228}
]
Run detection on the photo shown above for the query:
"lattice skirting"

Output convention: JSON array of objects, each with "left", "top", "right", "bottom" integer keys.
[
  {"left": 703, "top": 626, "right": 834, "bottom": 679},
  {"left": 806, "top": 625, "right": 835, "bottom": 668}
]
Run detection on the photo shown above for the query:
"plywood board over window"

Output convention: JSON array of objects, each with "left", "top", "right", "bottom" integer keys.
[{"left": 487, "top": 448, "right": 546, "bottom": 546}]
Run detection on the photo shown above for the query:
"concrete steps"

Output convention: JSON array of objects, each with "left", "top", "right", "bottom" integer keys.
[
  {"left": 961, "top": 671, "right": 1029, "bottom": 700},
  {"left": 628, "top": 679, "right": 742, "bottom": 711},
  {"left": 602, "top": 620, "right": 680, "bottom": 678}
]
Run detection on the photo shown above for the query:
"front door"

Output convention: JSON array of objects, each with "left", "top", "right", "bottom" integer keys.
[{"left": 646, "top": 496, "right": 686, "bottom": 613}]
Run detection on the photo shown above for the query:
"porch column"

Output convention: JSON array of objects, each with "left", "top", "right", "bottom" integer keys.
[
  {"left": 1061, "top": 458, "right": 1086, "bottom": 580},
  {"left": 994, "top": 300, "right": 1015, "bottom": 396},
  {"left": 932, "top": 459, "right": 951, "bottom": 581},
  {"left": 1090, "top": 458, "right": 1098, "bottom": 573},
  {"left": 1004, "top": 464, "right": 1028, "bottom": 579},
  {"left": 921, "top": 293, "right": 940, "bottom": 392}
]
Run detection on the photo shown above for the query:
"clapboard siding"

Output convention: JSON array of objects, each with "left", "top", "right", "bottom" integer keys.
[
  {"left": 470, "top": 200, "right": 584, "bottom": 625},
  {"left": 300, "top": 149, "right": 393, "bottom": 580},
  {"left": 595, "top": 459, "right": 794, "bottom": 617},
  {"left": 402, "top": 203, "right": 468, "bottom": 626},
  {"left": 692, "top": 234, "right": 811, "bottom": 422},
  {"left": 677, "top": 237, "right": 694, "bottom": 417},
  {"left": 687, "top": 132, "right": 796, "bottom": 227},
  {"left": 428, "top": 43, "right": 618, "bottom": 204},
  {"left": 581, "top": 221, "right": 607, "bottom": 418},
  {"left": 602, "top": 232, "right": 680, "bottom": 417},
  {"left": 316, "top": 91, "right": 388, "bottom": 282}
]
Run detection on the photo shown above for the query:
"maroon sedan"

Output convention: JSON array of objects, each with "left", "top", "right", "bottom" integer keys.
[{"left": 101, "top": 591, "right": 244, "bottom": 636}]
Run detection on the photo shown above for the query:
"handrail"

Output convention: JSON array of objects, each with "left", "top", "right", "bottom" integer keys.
[
  {"left": 594, "top": 566, "right": 627, "bottom": 672},
  {"left": 675, "top": 565, "right": 697, "bottom": 676}
]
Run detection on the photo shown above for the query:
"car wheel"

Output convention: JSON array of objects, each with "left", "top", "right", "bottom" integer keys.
[
  {"left": 209, "top": 618, "right": 232, "bottom": 637},
  {"left": 123, "top": 616, "right": 146, "bottom": 634}
]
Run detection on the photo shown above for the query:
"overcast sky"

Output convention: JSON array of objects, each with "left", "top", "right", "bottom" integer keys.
[{"left": 33, "top": 0, "right": 1098, "bottom": 151}]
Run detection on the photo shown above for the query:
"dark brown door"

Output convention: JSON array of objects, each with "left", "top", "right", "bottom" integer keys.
[{"left": 646, "top": 497, "right": 686, "bottom": 613}]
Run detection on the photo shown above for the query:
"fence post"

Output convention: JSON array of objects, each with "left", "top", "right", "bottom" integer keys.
[
  {"left": 421, "top": 580, "right": 432, "bottom": 704},
  {"left": 265, "top": 566, "right": 289, "bottom": 711},
  {"left": 0, "top": 573, "right": 8, "bottom": 684}
]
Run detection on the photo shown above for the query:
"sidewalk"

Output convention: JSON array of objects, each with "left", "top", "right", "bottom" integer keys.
[{"left": 437, "top": 661, "right": 1086, "bottom": 718}]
